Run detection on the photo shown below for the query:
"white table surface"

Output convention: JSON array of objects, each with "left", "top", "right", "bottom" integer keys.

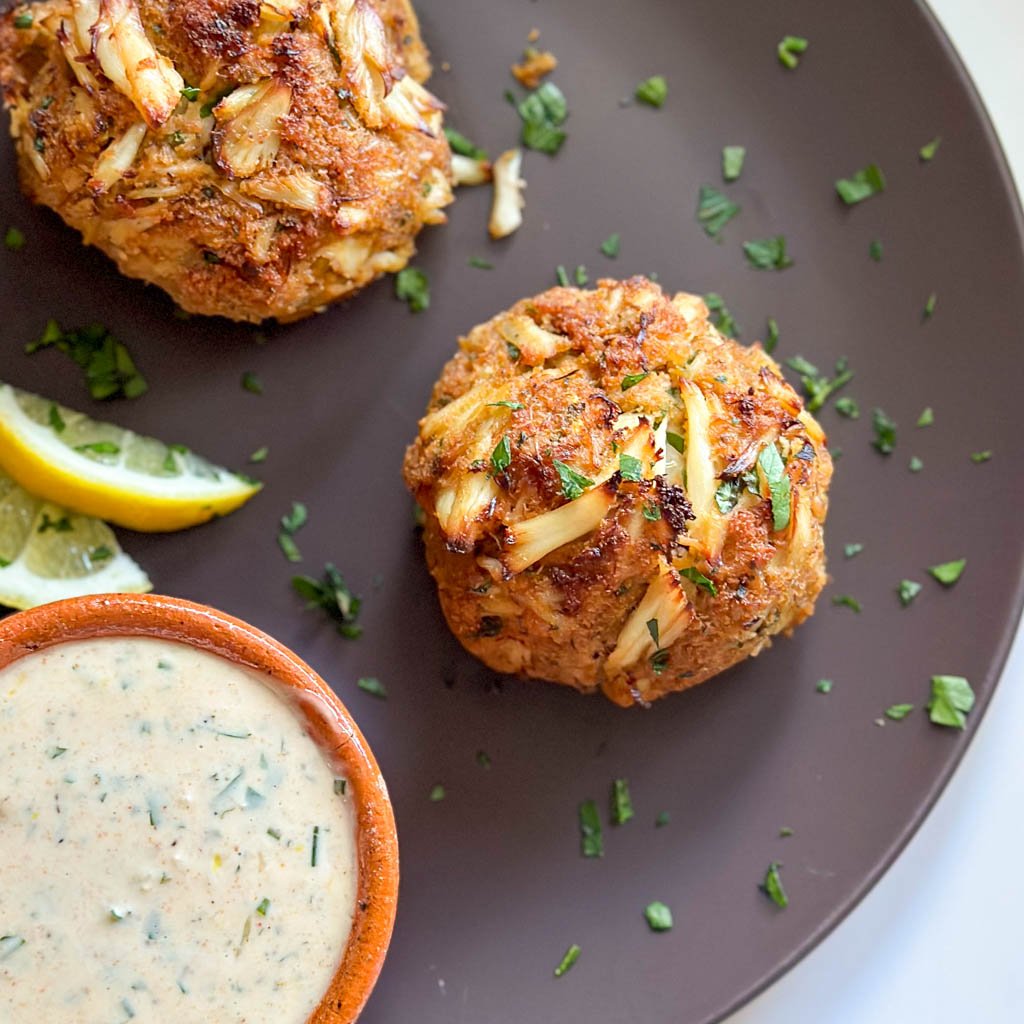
[{"left": 726, "top": 2, "right": 1024, "bottom": 1022}]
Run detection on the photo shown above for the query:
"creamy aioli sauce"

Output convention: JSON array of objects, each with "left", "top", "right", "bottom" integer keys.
[{"left": 0, "top": 637, "right": 358, "bottom": 1024}]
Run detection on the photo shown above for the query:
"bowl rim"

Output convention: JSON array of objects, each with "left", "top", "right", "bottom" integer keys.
[{"left": 0, "top": 592, "right": 398, "bottom": 1024}]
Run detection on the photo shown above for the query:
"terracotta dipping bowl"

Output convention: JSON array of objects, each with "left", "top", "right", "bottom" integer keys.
[{"left": 0, "top": 592, "right": 398, "bottom": 1024}]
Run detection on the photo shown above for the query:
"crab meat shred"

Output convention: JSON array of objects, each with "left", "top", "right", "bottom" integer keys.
[
  {"left": 605, "top": 562, "right": 692, "bottom": 679},
  {"left": 489, "top": 148, "right": 525, "bottom": 239},
  {"left": 211, "top": 79, "right": 293, "bottom": 179},
  {"left": 57, "top": 18, "right": 101, "bottom": 92},
  {"left": 241, "top": 168, "right": 324, "bottom": 210},
  {"left": 86, "top": 0, "right": 185, "bottom": 128},
  {"left": 433, "top": 418, "right": 503, "bottom": 550},
  {"left": 496, "top": 316, "right": 568, "bottom": 366},
  {"left": 451, "top": 154, "right": 492, "bottom": 186},
  {"left": 383, "top": 74, "right": 444, "bottom": 135},
  {"left": 677, "top": 378, "right": 725, "bottom": 559},
  {"left": 331, "top": 0, "right": 395, "bottom": 128},
  {"left": 501, "top": 427, "right": 655, "bottom": 574},
  {"left": 87, "top": 121, "right": 147, "bottom": 193}
]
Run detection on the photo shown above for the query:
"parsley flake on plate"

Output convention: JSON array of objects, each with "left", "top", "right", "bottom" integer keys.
[
  {"left": 395, "top": 267, "right": 430, "bottom": 312},
  {"left": 743, "top": 235, "right": 793, "bottom": 270},
  {"left": 241, "top": 371, "right": 263, "bottom": 395},
  {"left": 429, "top": 784, "right": 446, "bottom": 802},
  {"left": 655, "top": 811, "right": 671, "bottom": 827},
  {"left": 928, "top": 675, "right": 975, "bottom": 729},
  {"left": 885, "top": 703, "right": 914, "bottom": 721},
  {"left": 832, "top": 594, "right": 861, "bottom": 613},
  {"left": 611, "top": 778, "right": 634, "bottom": 826},
  {"left": 277, "top": 501, "right": 307, "bottom": 563},
  {"left": 816, "top": 679, "right": 833, "bottom": 694},
  {"left": 761, "top": 862, "right": 788, "bottom": 908},
  {"left": 919, "top": 136, "right": 942, "bottom": 162},
  {"left": 922, "top": 292, "right": 937, "bottom": 320},
  {"left": 554, "top": 944, "right": 581, "bottom": 977},
  {"left": 292, "top": 563, "right": 362, "bottom": 638},
  {"left": 844, "top": 542, "right": 864, "bottom": 559},
  {"left": 898, "top": 580, "right": 922, "bottom": 607},
  {"left": 916, "top": 407, "right": 934, "bottom": 427},
  {"left": 4, "top": 226, "right": 25, "bottom": 251},
  {"left": 970, "top": 450, "right": 993, "bottom": 463},
  {"left": 835, "top": 396, "right": 859, "bottom": 419},
  {"left": 468, "top": 256, "right": 494, "bottom": 270},
  {"left": 835, "top": 164, "right": 886, "bottom": 205},
  {"left": 510, "top": 81, "right": 568, "bottom": 155},
  {"left": 357, "top": 676, "right": 387, "bottom": 699},
  {"left": 704, "top": 293, "right": 739, "bottom": 338},
  {"left": 444, "top": 126, "right": 488, "bottom": 160},
  {"left": 644, "top": 901, "right": 673, "bottom": 932},
  {"left": 785, "top": 354, "right": 853, "bottom": 412},
  {"left": 929, "top": 558, "right": 966, "bottom": 586},
  {"left": 869, "top": 239, "right": 884, "bottom": 262},
  {"left": 779, "top": 826, "right": 795, "bottom": 838},
  {"left": 600, "top": 233, "right": 621, "bottom": 258},
  {"left": 579, "top": 799, "right": 603, "bottom": 858},
  {"left": 697, "top": 186, "right": 741, "bottom": 240},
  {"left": 871, "top": 407, "right": 897, "bottom": 455},
  {"left": 722, "top": 145, "right": 746, "bottom": 182},
  {"left": 635, "top": 75, "right": 668, "bottom": 107},
  {"left": 764, "top": 317, "right": 779, "bottom": 354},
  {"left": 777, "top": 35, "right": 808, "bottom": 69},
  {"left": 27, "top": 321, "right": 148, "bottom": 400},
  {"left": 909, "top": 456, "right": 924, "bottom": 473}
]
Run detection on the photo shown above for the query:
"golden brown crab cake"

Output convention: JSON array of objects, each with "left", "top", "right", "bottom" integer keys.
[
  {"left": 403, "top": 277, "right": 833, "bottom": 706},
  {"left": 0, "top": 0, "right": 452, "bottom": 322}
]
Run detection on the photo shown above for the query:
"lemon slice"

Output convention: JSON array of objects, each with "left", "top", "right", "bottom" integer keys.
[
  {"left": 0, "top": 383, "right": 260, "bottom": 532},
  {"left": 0, "top": 470, "right": 151, "bottom": 609}
]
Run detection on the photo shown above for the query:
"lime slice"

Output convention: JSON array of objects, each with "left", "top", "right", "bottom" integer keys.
[
  {"left": 0, "top": 383, "right": 260, "bottom": 532},
  {"left": 0, "top": 470, "right": 151, "bottom": 609}
]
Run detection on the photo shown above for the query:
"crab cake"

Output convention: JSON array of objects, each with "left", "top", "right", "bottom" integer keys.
[
  {"left": 0, "top": 0, "right": 452, "bottom": 322},
  {"left": 403, "top": 278, "right": 833, "bottom": 706}
]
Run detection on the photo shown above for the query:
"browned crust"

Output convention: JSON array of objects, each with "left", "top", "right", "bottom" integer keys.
[
  {"left": 0, "top": 593, "right": 399, "bottom": 1023},
  {"left": 403, "top": 277, "right": 834, "bottom": 705},
  {"left": 0, "top": 0, "right": 452, "bottom": 322}
]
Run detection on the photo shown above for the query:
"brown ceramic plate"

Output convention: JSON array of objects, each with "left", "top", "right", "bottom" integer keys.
[{"left": 1, "top": 1, "right": 1022, "bottom": 1022}]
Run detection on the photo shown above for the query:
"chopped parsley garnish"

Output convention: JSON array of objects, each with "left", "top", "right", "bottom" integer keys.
[
  {"left": 757, "top": 444, "right": 791, "bottom": 531},
  {"left": 666, "top": 431, "right": 685, "bottom": 455},
  {"left": 922, "top": 292, "right": 937, "bottom": 320},
  {"left": 929, "top": 558, "right": 966, "bottom": 586},
  {"left": 743, "top": 236, "right": 793, "bottom": 270},
  {"left": 970, "top": 450, "right": 993, "bottom": 463},
  {"left": 579, "top": 799, "right": 603, "bottom": 857},
  {"left": 619, "top": 453, "right": 643, "bottom": 482},
  {"left": 357, "top": 676, "right": 387, "bottom": 699},
  {"left": 240, "top": 371, "right": 263, "bottom": 395},
  {"left": 835, "top": 164, "right": 886, "bottom": 205},
  {"left": 909, "top": 456, "right": 924, "bottom": 473},
  {"left": 620, "top": 371, "right": 648, "bottom": 391},
  {"left": 4, "top": 226, "right": 25, "bottom": 251},
  {"left": 885, "top": 703, "right": 914, "bottom": 721},
  {"left": 553, "top": 459, "right": 594, "bottom": 500},
  {"left": 784, "top": 354, "right": 853, "bottom": 411},
  {"left": 898, "top": 580, "right": 922, "bottom": 607},
  {"left": 635, "top": 75, "right": 668, "bottom": 107},
  {"left": 714, "top": 480, "right": 740, "bottom": 515},
  {"left": 506, "top": 341, "right": 521, "bottom": 362},
  {"left": 488, "top": 401, "right": 524, "bottom": 411},
  {"left": 832, "top": 594, "right": 862, "bottom": 613},
  {"left": 554, "top": 944, "right": 581, "bottom": 977},
  {"left": 27, "top": 321, "right": 147, "bottom": 400},
  {"left": 249, "top": 446, "right": 268, "bottom": 463},
  {"left": 510, "top": 81, "right": 568, "bottom": 155},
  {"left": 490, "top": 435, "right": 512, "bottom": 476},
  {"left": 611, "top": 778, "right": 634, "bottom": 825},
  {"left": 761, "top": 861, "right": 788, "bottom": 908},
  {"left": 777, "top": 35, "right": 808, "bottom": 69},
  {"left": 429, "top": 784, "right": 446, "bottom": 802},
  {"left": 835, "top": 396, "right": 859, "bottom": 418},
  {"left": 646, "top": 619, "right": 670, "bottom": 674},
  {"left": 722, "top": 145, "right": 746, "bottom": 182},
  {"left": 468, "top": 256, "right": 494, "bottom": 270},
  {"left": 47, "top": 404, "right": 66, "bottom": 433},
  {"left": 444, "top": 126, "right": 488, "bottom": 160},
  {"left": 476, "top": 750, "right": 492, "bottom": 769},
  {"left": 277, "top": 501, "right": 307, "bottom": 563},
  {"left": 928, "top": 675, "right": 975, "bottom": 729},
  {"left": 555, "top": 265, "right": 570, "bottom": 286},
  {"left": 765, "top": 317, "right": 779, "bottom": 354},
  {"left": 816, "top": 679, "right": 833, "bottom": 694},
  {"left": 292, "top": 563, "right": 362, "bottom": 638},
  {"left": 919, "top": 136, "right": 941, "bottom": 162},
  {"left": 255, "top": 898, "right": 270, "bottom": 916},
  {"left": 869, "top": 239, "right": 884, "bottom": 262},
  {"left": 574, "top": 265, "right": 588, "bottom": 286},
  {"left": 680, "top": 566, "right": 717, "bottom": 596},
  {"left": 75, "top": 441, "right": 119, "bottom": 456},
  {"left": 844, "top": 542, "right": 864, "bottom": 559},
  {"left": 600, "top": 233, "right": 621, "bottom": 258},
  {"left": 395, "top": 267, "right": 430, "bottom": 312},
  {"left": 642, "top": 502, "right": 661, "bottom": 522},
  {"left": 655, "top": 811, "right": 671, "bottom": 827},
  {"left": 916, "top": 407, "right": 934, "bottom": 427},
  {"left": 180, "top": 85, "right": 200, "bottom": 101},
  {"left": 644, "top": 901, "right": 674, "bottom": 932},
  {"left": 871, "top": 407, "right": 897, "bottom": 455},
  {"left": 697, "top": 185, "right": 740, "bottom": 239},
  {"left": 90, "top": 545, "right": 113, "bottom": 563},
  {"left": 705, "top": 292, "right": 739, "bottom": 337},
  {"left": 13, "top": 11, "right": 33, "bottom": 28}
]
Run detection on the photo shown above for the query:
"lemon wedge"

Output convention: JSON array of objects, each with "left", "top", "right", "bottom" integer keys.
[
  {"left": 0, "top": 383, "right": 260, "bottom": 532},
  {"left": 0, "top": 469, "right": 151, "bottom": 609}
]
